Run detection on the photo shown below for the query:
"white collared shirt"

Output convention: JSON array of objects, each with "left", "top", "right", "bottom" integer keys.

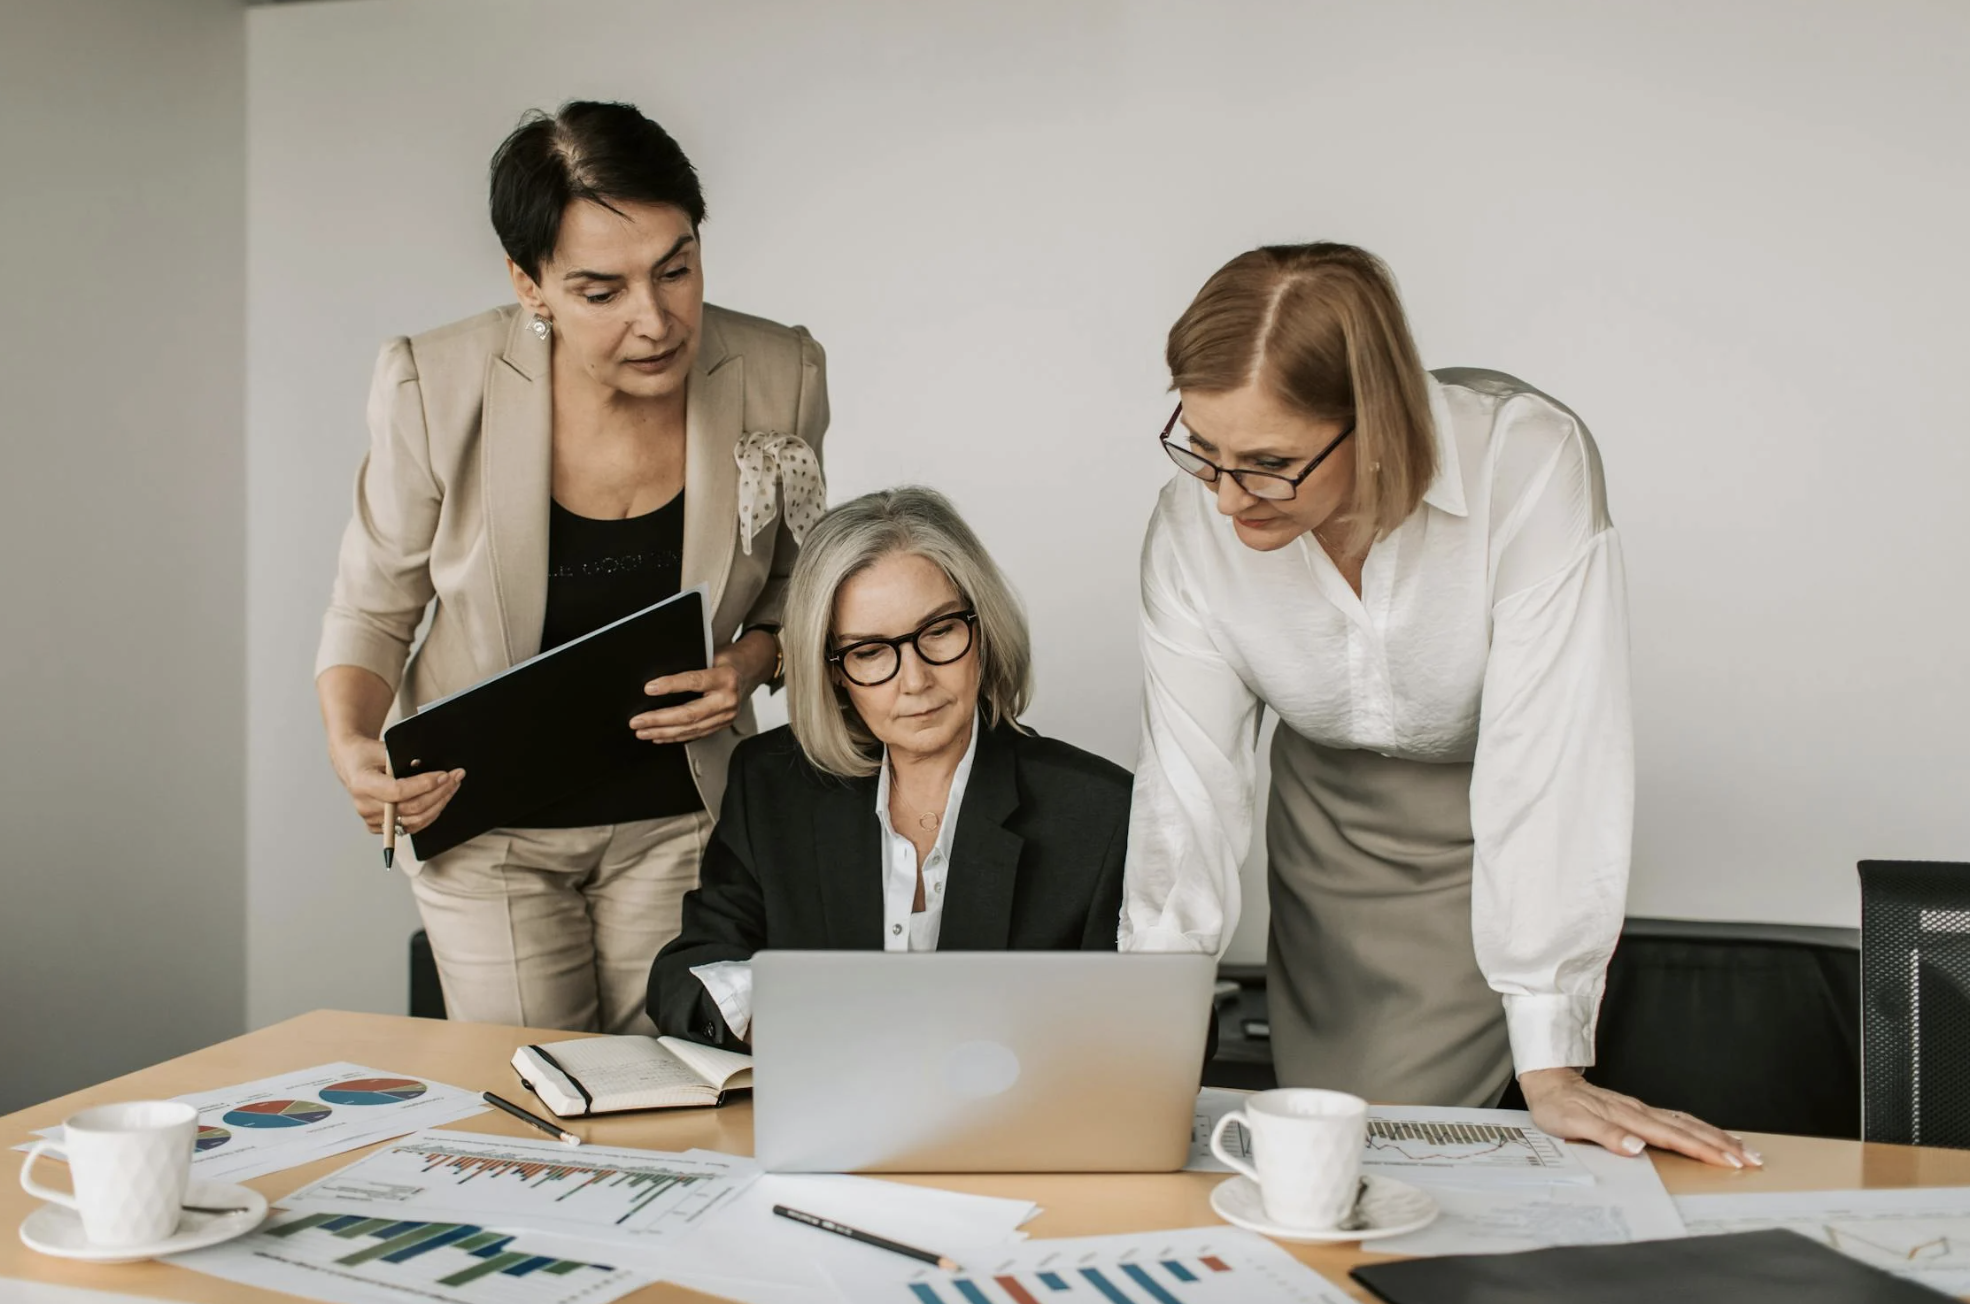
[
  {"left": 692, "top": 714, "right": 982, "bottom": 1039},
  {"left": 1120, "top": 370, "right": 1634, "bottom": 1075}
]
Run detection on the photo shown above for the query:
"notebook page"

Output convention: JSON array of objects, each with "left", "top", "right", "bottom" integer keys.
[
  {"left": 537, "top": 1037, "right": 706, "bottom": 1096},
  {"left": 659, "top": 1037, "right": 755, "bottom": 1089}
]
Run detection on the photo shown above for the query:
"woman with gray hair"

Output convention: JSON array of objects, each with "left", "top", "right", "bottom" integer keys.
[{"left": 647, "top": 487, "right": 1131, "bottom": 1048}]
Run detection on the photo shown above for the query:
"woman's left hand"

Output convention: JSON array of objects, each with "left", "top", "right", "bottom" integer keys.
[
  {"left": 1519, "top": 1067, "right": 1764, "bottom": 1169},
  {"left": 631, "top": 630, "right": 777, "bottom": 745}
]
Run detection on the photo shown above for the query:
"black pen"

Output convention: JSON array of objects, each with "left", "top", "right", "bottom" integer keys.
[
  {"left": 772, "top": 1205, "right": 959, "bottom": 1271},
  {"left": 482, "top": 1090, "right": 581, "bottom": 1146}
]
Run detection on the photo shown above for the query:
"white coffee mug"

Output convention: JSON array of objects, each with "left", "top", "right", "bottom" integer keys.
[
  {"left": 19, "top": 1101, "right": 197, "bottom": 1247},
  {"left": 1209, "top": 1087, "right": 1367, "bottom": 1230}
]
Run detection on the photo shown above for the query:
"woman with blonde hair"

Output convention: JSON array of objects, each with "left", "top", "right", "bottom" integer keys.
[
  {"left": 648, "top": 487, "right": 1130, "bottom": 1048},
  {"left": 1124, "top": 242, "right": 1756, "bottom": 1168}
]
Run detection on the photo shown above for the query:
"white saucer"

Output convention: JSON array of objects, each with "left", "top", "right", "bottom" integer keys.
[
  {"left": 1210, "top": 1173, "right": 1437, "bottom": 1244},
  {"left": 19, "top": 1180, "right": 268, "bottom": 1263}
]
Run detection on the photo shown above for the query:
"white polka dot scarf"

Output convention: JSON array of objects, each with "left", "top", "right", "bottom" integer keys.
[{"left": 734, "top": 431, "right": 827, "bottom": 556}]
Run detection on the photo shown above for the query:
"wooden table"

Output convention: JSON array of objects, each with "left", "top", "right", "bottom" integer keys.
[{"left": 7, "top": 1010, "right": 1970, "bottom": 1302}]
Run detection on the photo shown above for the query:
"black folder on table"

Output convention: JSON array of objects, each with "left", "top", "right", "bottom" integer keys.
[
  {"left": 384, "top": 587, "right": 711, "bottom": 861},
  {"left": 1351, "top": 1228, "right": 1951, "bottom": 1303}
]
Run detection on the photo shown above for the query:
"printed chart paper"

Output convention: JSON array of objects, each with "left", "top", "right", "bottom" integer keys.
[
  {"left": 17, "top": 1063, "right": 486, "bottom": 1182},
  {"left": 279, "top": 1129, "right": 757, "bottom": 1248},
  {"left": 827, "top": 1226, "right": 1354, "bottom": 1304},
  {"left": 1362, "top": 1106, "right": 1592, "bottom": 1186},
  {"left": 1185, "top": 1095, "right": 1589, "bottom": 1188},
  {"left": 654, "top": 1166, "right": 1040, "bottom": 1300},
  {"left": 1678, "top": 1186, "right": 1970, "bottom": 1296},
  {"left": 1371, "top": 1138, "right": 1684, "bottom": 1256},
  {"left": 1185, "top": 1089, "right": 1253, "bottom": 1173},
  {"left": 170, "top": 1206, "right": 650, "bottom": 1304}
]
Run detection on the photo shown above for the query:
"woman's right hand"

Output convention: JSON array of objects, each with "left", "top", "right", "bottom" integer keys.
[{"left": 330, "top": 733, "right": 464, "bottom": 835}]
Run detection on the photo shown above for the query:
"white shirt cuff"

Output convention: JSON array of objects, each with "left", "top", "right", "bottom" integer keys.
[
  {"left": 1120, "top": 921, "right": 1220, "bottom": 955},
  {"left": 689, "top": 960, "right": 754, "bottom": 1042},
  {"left": 1503, "top": 991, "right": 1599, "bottom": 1074}
]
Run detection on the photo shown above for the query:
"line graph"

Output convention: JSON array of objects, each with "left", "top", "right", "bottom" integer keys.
[
  {"left": 1825, "top": 1223, "right": 1958, "bottom": 1262},
  {"left": 1365, "top": 1119, "right": 1573, "bottom": 1170}
]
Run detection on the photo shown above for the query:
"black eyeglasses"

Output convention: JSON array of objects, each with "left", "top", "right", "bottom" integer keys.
[
  {"left": 1159, "top": 404, "right": 1354, "bottom": 501},
  {"left": 828, "top": 609, "right": 979, "bottom": 687}
]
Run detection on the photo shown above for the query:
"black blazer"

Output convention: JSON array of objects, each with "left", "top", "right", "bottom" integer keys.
[{"left": 648, "top": 720, "right": 1132, "bottom": 1047}]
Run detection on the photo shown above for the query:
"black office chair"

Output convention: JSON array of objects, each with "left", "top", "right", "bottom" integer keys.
[
  {"left": 1207, "top": 920, "right": 1862, "bottom": 1136},
  {"left": 1859, "top": 859, "right": 1970, "bottom": 1148},
  {"left": 409, "top": 930, "right": 446, "bottom": 1020},
  {"left": 1583, "top": 917, "right": 1860, "bottom": 1139},
  {"left": 1205, "top": 963, "right": 1277, "bottom": 1090}
]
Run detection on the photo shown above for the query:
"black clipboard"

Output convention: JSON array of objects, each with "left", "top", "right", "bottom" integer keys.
[{"left": 383, "top": 586, "right": 712, "bottom": 861}]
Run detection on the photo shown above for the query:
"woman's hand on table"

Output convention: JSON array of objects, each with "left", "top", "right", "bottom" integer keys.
[
  {"left": 1519, "top": 1067, "right": 1763, "bottom": 1169},
  {"left": 632, "top": 629, "right": 778, "bottom": 744}
]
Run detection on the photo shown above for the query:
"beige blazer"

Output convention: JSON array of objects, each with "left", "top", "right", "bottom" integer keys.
[{"left": 316, "top": 302, "right": 830, "bottom": 821}]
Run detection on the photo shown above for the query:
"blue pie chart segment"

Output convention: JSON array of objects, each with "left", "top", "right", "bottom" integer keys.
[
  {"left": 224, "top": 1099, "right": 332, "bottom": 1128},
  {"left": 320, "top": 1077, "right": 429, "bottom": 1106}
]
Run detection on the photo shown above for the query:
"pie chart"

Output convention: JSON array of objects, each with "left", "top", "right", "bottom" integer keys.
[
  {"left": 320, "top": 1077, "right": 429, "bottom": 1106},
  {"left": 195, "top": 1125, "right": 231, "bottom": 1152},
  {"left": 223, "top": 1099, "right": 332, "bottom": 1128}
]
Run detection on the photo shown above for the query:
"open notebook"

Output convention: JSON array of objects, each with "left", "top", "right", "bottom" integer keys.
[{"left": 512, "top": 1035, "right": 754, "bottom": 1116}]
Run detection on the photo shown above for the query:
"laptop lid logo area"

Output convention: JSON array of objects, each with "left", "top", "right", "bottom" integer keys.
[
  {"left": 945, "top": 1041, "right": 1020, "bottom": 1099},
  {"left": 751, "top": 951, "right": 1215, "bottom": 1173}
]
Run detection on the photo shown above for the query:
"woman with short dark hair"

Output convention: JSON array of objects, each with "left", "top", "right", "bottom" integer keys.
[{"left": 316, "top": 101, "right": 829, "bottom": 1035}]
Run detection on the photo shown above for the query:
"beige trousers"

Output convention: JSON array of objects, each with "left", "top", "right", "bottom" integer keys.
[
  {"left": 408, "top": 812, "right": 711, "bottom": 1036},
  {"left": 1265, "top": 727, "right": 1513, "bottom": 1107}
]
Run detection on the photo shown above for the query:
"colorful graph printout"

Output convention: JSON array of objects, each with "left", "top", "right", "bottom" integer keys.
[
  {"left": 322, "top": 1077, "right": 431, "bottom": 1106},
  {"left": 15, "top": 1062, "right": 487, "bottom": 1182},
  {"left": 279, "top": 1130, "right": 759, "bottom": 1248},
  {"left": 169, "top": 1206, "right": 649, "bottom": 1304},
  {"left": 826, "top": 1227, "right": 1354, "bottom": 1304},
  {"left": 224, "top": 1098, "right": 334, "bottom": 1128}
]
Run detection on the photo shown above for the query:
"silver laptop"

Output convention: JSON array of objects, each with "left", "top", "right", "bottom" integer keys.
[{"left": 750, "top": 951, "right": 1216, "bottom": 1173}]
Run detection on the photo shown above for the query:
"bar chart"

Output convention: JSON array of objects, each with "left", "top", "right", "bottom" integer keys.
[
  {"left": 171, "top": 1206, "right": 646, "bottom": 1304},
  {"left": 280, "top": 1129, "right": 756, "bottom": 1247},
  {"left": 906, "top": 1255, "right": 1233, "bottom": 1303},
  {"left": 829, "top": 1228, "right": 1352, "bottom": 1304}
]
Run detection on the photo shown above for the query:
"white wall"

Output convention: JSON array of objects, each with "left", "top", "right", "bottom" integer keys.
[
  {"left": 245, "top": 0, "right": 1970, "bottom": 1025},
  {"left": 0, "top": 0, "right": 246, "bottom": 1111}
]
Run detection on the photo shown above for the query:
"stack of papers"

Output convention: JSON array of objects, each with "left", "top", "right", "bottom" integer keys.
[
  {"left": 656, "top": 1164, "right": 1041, "bottom": 1304},
  {"left": 170, "top": 1129, "right": 1039, "bottom": 1304}
]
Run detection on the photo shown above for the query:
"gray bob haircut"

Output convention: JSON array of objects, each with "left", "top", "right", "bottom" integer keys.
[{"left": 784, "top": 486, "right": 1033, "bottom": 779}]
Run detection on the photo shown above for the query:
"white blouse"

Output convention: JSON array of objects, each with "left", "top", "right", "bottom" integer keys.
[
  {"left": 690, "top": 715, "right": 980, "bottom": 1040},
  {"left": 1120, "top": 369, "right": 1634, "bottom": 1075}
]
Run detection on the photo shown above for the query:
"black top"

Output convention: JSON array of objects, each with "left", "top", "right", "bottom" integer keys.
[
  {"left": 521, "top": 495, "right": 702, "bottom": 828},
  {"left": 647, "top": 721, "right": 1133, "bottom": 1048}
]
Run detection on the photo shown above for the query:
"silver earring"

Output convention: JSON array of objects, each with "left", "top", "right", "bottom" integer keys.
[{"left": 530, "top": 315, "right": 552, "bottom": 341}]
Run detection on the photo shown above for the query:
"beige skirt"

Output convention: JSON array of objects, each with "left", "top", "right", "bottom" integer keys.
[{"left": 1264, "top": 726, "right": 1512, "bottom": 1106}]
